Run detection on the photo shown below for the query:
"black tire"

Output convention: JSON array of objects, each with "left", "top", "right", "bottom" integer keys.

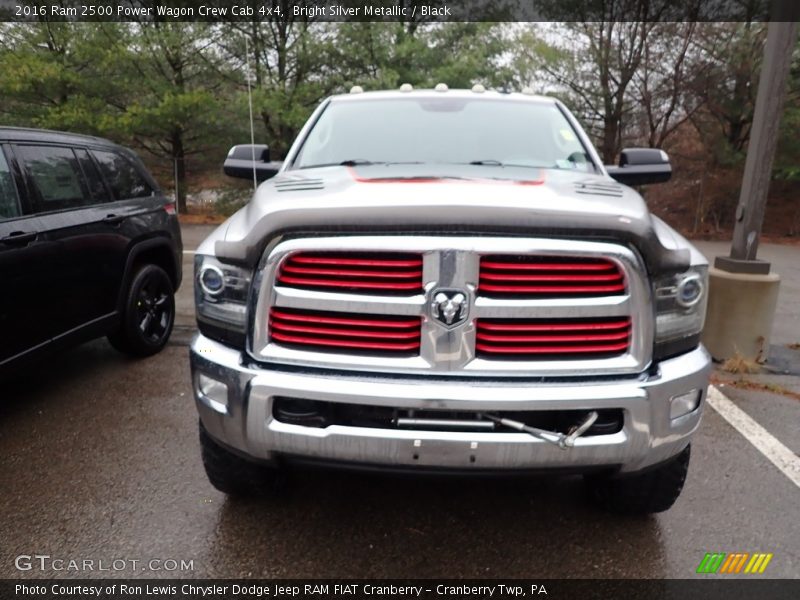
[
  {"left": 199, "top": 421, "right": 282, "bottom": 496},
  {"left": 108, "top": 264, "right": 175, "bottom": 357},
  {"left": 586, "top": 445, "right": 691, "bottom": 514}
]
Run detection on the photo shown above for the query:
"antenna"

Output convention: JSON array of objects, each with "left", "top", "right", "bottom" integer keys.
[{"left": 244, "top": 35, "right": 257, "bottom": 193}]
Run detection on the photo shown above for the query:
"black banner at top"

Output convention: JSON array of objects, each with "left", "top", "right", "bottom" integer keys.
[{"left": 2, "top": 0, "right": 797, "bottom": 23}]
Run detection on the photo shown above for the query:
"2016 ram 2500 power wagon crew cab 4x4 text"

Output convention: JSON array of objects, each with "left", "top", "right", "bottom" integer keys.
[{"left": 190, "top": 87, "right": 711, "bottom": 514}]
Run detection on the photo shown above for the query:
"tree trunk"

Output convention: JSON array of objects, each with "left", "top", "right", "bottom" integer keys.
[
  {"left": 601, "top": 117, "right": 619, "bottom": 164},
  {"left": 172, "top": 132, "right": 187, "bottom": 214}
]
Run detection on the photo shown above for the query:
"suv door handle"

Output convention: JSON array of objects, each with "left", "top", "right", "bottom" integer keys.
[
  {"left": 103, "top": 213, "right": 125, "bottom": 225},
  {"left": 0, "top": 231, "right": 37, "bottom": 246}
]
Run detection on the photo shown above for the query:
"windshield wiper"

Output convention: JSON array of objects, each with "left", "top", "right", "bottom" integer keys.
[
  {"left": 338, "top": 159, "right": 377, "bottom": 166},
  {"left": 466, "top": 160, "right": 547, "bottom": 169},
  {"left": 300, "top": 160, "right": 430, "bottom": 169},
  {"left": 300, "top": 159, "right": 380, "bottom": 169},
  {"left": 469, "top": 159, "right": 505, "bottom": 166}
]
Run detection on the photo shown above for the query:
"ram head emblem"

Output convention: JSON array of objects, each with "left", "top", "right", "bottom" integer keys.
[{"left": 431, "top": 290, "right": 469, "bottom": 327}]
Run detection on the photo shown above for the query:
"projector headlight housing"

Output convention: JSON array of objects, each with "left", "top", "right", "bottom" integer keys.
[
  {"left": 653, "top": 265, "right": 709, "bottom": 360},
  {"left": 194, "top": 254, "right": 251, "bottom": 348}
]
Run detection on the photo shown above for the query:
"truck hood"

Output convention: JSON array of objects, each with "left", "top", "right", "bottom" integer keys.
[{"left": 211, "top": 164, "right": 690, "bottom": 274}]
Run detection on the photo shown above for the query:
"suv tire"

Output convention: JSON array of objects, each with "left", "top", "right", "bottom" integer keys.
[
  {"left": 199, "top": 421, "right": 282, "bottom": 496},
  {"left": 108, "top": 264, "right": 175, "bottom": 357},
  {"left": 586, "top": 445, "right": 691, "bottom": 514}
]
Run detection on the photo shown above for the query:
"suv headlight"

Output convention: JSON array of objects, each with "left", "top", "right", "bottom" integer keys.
[
  {"left": 194, "top": 254, "right": 251, "bottom": 347},
  {"left": 653, "top": 265, "right": 708, "bottom": 360}
]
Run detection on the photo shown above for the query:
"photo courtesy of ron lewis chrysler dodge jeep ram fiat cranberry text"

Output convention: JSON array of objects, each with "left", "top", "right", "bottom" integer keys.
[{"left": 189, "top": 86, "right": 711, "bottom": 514}]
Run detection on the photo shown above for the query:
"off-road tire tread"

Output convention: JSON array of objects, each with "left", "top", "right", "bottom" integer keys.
[
  {"left": 199, "top": 421, "right": 280, "bottom": 496},
  {"left": 587, "top": 445, "right": 691, "bottom": 514}
]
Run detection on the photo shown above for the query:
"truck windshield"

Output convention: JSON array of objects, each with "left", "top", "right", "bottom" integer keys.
[{"left": 293, "top": 97, "right": 596, "bottom": 173}]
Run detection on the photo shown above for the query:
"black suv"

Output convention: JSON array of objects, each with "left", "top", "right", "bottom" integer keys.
[{"left": 0, "top": 127, "right": 182, "bottom": 377}]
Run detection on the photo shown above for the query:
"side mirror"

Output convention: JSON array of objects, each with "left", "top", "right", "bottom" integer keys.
[
  {"left": 223, "top": 144, "right": 282, "bottom": 182},
  {"left": 605, "top": 148, "right": 672, "bottom": 186}
]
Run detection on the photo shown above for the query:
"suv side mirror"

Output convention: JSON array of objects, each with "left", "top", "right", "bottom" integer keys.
[
  {"left": 605, "top": 148, "right": 672, "bottom": 186},
  {"left": 223, "top": 144, "right": 282, "bottom": 182}
]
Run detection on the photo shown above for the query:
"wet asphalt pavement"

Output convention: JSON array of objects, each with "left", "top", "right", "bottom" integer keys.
[{"left": 0, "top": 227, "right": 797, "bottom": 579}]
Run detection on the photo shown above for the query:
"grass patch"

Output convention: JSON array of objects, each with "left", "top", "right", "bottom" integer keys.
[
  {"left": 718, "top": 378, "right": 800, "bottom": 402},
  {"left": 720, "top": 353, "right": 762, "bottom": 374}
]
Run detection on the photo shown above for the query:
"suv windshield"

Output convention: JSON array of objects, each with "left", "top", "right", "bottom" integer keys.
[{"left": 293, "top": 97, "right": 596, "bottom": 172}]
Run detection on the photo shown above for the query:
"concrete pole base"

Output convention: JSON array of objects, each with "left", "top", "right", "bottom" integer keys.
[{"left": 702, "top": 266, "right": 780, "bottom": 362}]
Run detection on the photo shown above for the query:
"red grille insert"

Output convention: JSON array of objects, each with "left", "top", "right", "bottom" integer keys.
[
  {"left": 479, "top": 255, "right": 625, "bottom": 297},
  {"left": 269, "top": 308, "right": 421, "bottom": 355},
  {"left": 277, "top": 252, "right": 423, "bottom": 294},
  {"left": 476, "top": 317, "right": 631, "bottom": 359}
]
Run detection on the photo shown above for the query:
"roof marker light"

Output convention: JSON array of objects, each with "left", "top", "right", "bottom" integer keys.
[
  {"left": 399, "top": 83, "right": 413, "bottom": 92},
  {"left": 349, "top": 85, "right": 364, "bottom": 94},
  {"left": 434, "top": 83, "right": 448, "bottom": 92},
  {"left": 472, "top": 84, "right": 486, "bottom": 93}
]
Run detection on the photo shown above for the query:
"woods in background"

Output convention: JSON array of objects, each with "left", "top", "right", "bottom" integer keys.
[{"left": 0, "top": 13, "right": 797, "bottom": 235}]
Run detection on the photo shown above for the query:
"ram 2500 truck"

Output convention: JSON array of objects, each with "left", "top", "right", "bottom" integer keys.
[{"left": 190, "top": 86, "right": 711, "bottom": 514}]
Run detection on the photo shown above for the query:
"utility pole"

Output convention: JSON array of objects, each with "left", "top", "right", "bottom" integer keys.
[
  {"left": 703, "top": 2, "right": 799, "bottom": 362},
  {"left": 717, "top": 4, "right": 799, "bottom": 272}
]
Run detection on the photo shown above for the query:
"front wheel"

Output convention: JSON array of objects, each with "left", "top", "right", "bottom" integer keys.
[
  {"left": 199, "top": 421, "right": 283, "bottom": 496},
  {"left": 108, "top": 264, "right": 175, "bottom": 357},
  {"left": 585, "top": 445, "right": 691, "bottom": 514}
]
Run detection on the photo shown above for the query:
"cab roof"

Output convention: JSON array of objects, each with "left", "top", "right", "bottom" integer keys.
[
  {"left": 328, "top": 88, "right": 557, "bottom": 105},
  {"left": 0, "top": 126, "right": 120, "bottom": 148}
]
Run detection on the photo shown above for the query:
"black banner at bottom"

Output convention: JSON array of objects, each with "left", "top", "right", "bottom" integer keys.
[{"left": 3, "top": 580, "right": 799, "bottom": 600}]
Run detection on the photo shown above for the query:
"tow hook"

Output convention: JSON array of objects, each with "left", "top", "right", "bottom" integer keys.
[{"left": 480, "top": 411, "right": 599, "bottom": 450}]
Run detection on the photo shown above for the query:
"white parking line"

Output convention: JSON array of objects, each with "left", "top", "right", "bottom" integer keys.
[{"left": 706, "top": 386, "right": 800, "bottom": 489}]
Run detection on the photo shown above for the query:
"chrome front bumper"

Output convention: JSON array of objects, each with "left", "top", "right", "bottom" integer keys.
[{"left": 190, "top": 333, "right": 711, "bottom": 474}]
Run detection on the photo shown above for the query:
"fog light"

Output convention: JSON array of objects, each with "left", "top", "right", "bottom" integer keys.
[
  {"left": 670, "top": 389, "right": 701, "bottom": 420},
  {"left": 197, "top": 373, "right": 228, "bottom": 413},
  {"left": 273, "top": 398, "right": 328, "bottom": 428}
]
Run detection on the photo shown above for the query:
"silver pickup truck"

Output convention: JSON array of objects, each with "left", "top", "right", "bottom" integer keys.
[{"left": 190, "top": 86, "right": 711, "bottom": 514}]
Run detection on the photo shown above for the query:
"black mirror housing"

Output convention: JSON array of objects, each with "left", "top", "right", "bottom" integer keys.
[
  {"left": 224, "top": 144, "right": 282, "bottom": 182},
  {"left": 606, "top": 148, "right": 672, "bottom": 186}
]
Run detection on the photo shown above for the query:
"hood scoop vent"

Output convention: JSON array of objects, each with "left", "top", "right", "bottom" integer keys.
[
  {"left": 274, "top": 178, "right": 325, "bottom": 192},
  {"left": 574, "top": 181, "right": 623, "bottom": 198}
]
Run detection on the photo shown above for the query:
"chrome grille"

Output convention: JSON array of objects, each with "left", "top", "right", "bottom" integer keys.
[
  {"left": 478, "top": 255, "right": 626, "bottom": 297},
  {"left": 251, "top": 236, "right": 652, "bottom": 377},
  {"left": 269, "top": 307, "right": 421, "bottom": 355},
  {"left": 475, "top": 317, "right": 632, "bottom": 359},
  {"left": 277, "top": 251, "right": 423, "bottom": 294}
]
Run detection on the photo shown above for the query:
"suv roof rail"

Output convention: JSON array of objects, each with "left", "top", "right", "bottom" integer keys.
[{"left": 0, "top": 125, "right": 116, "bottom": 145}]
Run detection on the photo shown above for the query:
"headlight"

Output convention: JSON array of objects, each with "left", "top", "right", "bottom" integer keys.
[
  {"left": 194, "top": 254, "right": 251, "bottom": 347},
  {"left": 653, "top": 265, "right": 708, "bottom": 360},
  {"left": 198, "top": 264, "right": 225, "bottom": 296}
]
